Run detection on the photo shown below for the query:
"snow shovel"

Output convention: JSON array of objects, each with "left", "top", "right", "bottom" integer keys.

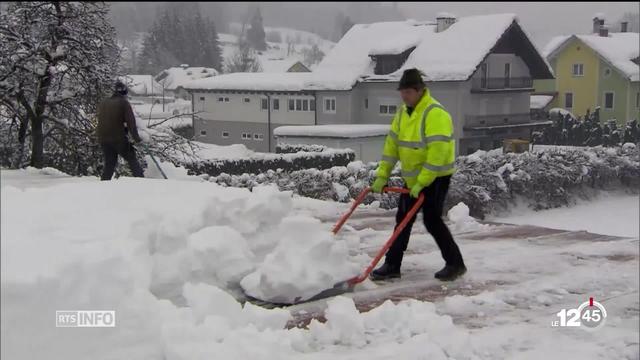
[
  {"left": 142, "top": 143, "right": 168, "bottom": 179},
  {"left": 291, "top": 186, "right": 425, "bottom": 304}
]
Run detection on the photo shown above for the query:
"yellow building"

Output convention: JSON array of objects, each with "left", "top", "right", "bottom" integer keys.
[{"left": 534, "top": 15, "right": 640, "bottom": 124}]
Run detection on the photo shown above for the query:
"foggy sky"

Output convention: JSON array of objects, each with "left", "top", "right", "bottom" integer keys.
[{"left": 108, "top": 2, "right": 639, "bottom": 48}]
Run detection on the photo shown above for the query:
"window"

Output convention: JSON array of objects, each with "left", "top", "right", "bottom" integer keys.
[
  {"left": 241, "top": 133, "right": 251, "bottom": 140},
  {"left": 323, "top": 97, "right": 336, "bottom": 113},
  {"left": 604, "top": 92, "right": 614, "bottom": 109},
  {"left": 504, "top": 63, "right": 511, "bottom": 88},
  {"left": 253, "top": 133, "right": 264, "bottom": 141},
  {"left": 218, "top": 97, "right": 224, "bottom": 102},
  {"left": 261, "top": 98, "right": 268, "bottom": 110},
  {"left": 572, "top": 63, "right": 584, "bottom": 76},
  {"left": 564, "top": 92, "right": 573, "bottom": 109},
  {"left": 604, "top": 68, "right": 611, "bottom": 77},
  {"left": 287, "top": 97, "right": 314, "bottom": 112},
  {"left": 480, "top": 63, "right": 488, "bottom": 88},
  {"left": 273, "top": 98, "right": 280, "bottom": 110},
  {"left": 224, "top": 97, "right": 229, "bottom": 102},
  {"left": 365, "top": 98, "right": 368, "bottom": 109},
  {"left": 243, "top": 98, "right": 250, "bottom": 103},
  {"left": 636, "top": 92, "right": 639, "bottom": 108},
  {"left": 379, "top": 101, "right": 398, "bottom": 115},
  {"left": 221, "top": 131, "right": 230, "bottom": 138},
  {"left": 200, "top": 130, "right": 207, "bottom": 136},
  {"left": 199, "top": 96, "right": 205, "bottom": 101}
]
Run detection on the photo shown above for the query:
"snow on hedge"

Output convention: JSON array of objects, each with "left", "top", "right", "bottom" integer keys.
[{"left": 206, "top": 145, "right": 640, "bottom": 218}]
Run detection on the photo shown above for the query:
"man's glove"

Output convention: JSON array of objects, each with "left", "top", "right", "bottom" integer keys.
[
  {"left": 410, "top": 183, "right": 425, "bottom": 198},
  {"left": 371, "top": 177, "right": 387, "bottom": 193}
]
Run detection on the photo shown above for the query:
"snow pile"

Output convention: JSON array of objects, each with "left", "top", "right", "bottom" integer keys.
[
  {"left": 240, "top": 216, "right": 361, "bottom": 304},
  {"left": 447, "top": 202, "right": 489, "bottom": 233},
  {"left": 1, "top": 173, "right": 486, "bottom": 359}
]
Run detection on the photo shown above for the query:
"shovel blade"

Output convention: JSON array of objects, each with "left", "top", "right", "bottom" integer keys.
[{"left": 292, "top": 278, "right": 356, "bottom": 304}]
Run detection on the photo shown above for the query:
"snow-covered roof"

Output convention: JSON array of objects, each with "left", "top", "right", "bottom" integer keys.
[
  {"left": 545, "top": 32, "right": 640, "bottom": 81},
  {"left": 181, "top": 72, "right": 352, "bottom": 92},
  {"left": 315, "top": 13, "right": 553, "bottom": 83},
  {"left": 155, "top": 66, "right": 220, "bottom": 90},
  {"left": 530, "top": 95, "right": 554, "bottom": 109},
  {"left": 274, "top": 125, "right": 390, "bottom": 138},
  {"left": 185, "top": 14, "right": 552, "bottom": 92},
  {"left": 119, "top": 75, "right": 162, "bottom": 96}
]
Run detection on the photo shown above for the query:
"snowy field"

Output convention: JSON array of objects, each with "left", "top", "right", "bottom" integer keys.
[{"left": 1, "top": 168, "right": 638, "bottom": 359}]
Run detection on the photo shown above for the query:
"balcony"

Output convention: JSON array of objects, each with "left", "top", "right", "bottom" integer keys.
[
  {"left": 464, "top": 113, "right": 551, "bottom": 136},
  {"left": 471, "top": 77, "right": 534, "bottom": 92}
]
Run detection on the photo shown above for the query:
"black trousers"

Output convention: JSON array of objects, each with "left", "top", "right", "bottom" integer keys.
[
  {"left": 100, "top": 141, "right": 144, "bottom": 180},
  {"left": 385, "top": 175, "right": 465, "bottom": 268}
]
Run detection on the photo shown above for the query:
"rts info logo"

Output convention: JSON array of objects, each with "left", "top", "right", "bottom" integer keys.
[
  {"left": 56, "top": 310, "right": 116, "bottom": 328},
  {"left": 551, "top": 297, "right": 607, "bottom": 331}
]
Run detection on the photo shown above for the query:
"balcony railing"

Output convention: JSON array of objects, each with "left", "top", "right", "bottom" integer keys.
[{"left": 471, "top": 77, "right": 533, "bottom": 91}]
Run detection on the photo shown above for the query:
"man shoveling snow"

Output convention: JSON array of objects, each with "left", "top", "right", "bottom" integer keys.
[{"left": 369, "top": 68, "right": 467, "bottom": 282}]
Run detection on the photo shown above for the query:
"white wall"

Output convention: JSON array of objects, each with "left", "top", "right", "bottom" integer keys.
[{"left": 193, "top": 91, "right": 316, "bottom": 126}]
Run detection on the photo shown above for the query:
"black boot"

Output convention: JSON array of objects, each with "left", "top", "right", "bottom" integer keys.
[
  {"left": 370, "top": 262, "right": 401, "bottom": 281},
  {"left": 434, "top": 263, "right": 467, "bottom": 281}
]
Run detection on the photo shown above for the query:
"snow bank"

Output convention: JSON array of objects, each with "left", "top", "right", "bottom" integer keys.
[{"left": 1, "top": 173, "right": 485, "bottom": 359}]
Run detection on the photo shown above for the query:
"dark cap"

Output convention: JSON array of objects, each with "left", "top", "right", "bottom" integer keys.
[
  {"left": 397, "top": 68, "right": 425, "bottom": 90},
  {"left": 114, "top": 80, "right": 128, "bottom": 96}
]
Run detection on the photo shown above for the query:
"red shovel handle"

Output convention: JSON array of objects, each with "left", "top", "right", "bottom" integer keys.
[
  {"left": 332, "top": 186, "right": 409, "bottom": 234},
  {"left": 331, "top": 186, "right": 425, "bottom": 286}
]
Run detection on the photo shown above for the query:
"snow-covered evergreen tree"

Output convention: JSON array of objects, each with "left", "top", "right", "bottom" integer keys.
[
  {"left": 224, "top": 42, "right": 262, "bottom": 73},
  {"left": 247, "top": 7, "right": 267, "bottom": 51}
]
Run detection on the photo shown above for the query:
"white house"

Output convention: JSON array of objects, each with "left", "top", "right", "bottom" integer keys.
[{"left": 181, "top": 13, "right": 554, "bottom": 154}]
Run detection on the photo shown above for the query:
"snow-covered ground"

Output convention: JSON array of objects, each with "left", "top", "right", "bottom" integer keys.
[
  {"left": 1, "top": 169, "right": 638, "bottom": 359},
  {"left": 489, "top": 192, "right": 639, "bottom": 238}
]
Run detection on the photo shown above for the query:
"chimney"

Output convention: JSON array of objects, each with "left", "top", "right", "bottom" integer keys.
[
  {"left": 621, "top": 21, "right": 628, "bottom": 33},
  {"left": 436, "top": 12, "right": 456, "bottom": 33},
  {"left": 592, "top": 13, "right": 605, "bottom": 33},
  {"left": 599, "top": 25, "right": 609, "bottom": 37}
]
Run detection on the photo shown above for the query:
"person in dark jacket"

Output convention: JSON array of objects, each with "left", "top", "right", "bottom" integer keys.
[{"left": 96, "top": 81, "right": 144, "bottom": 180}]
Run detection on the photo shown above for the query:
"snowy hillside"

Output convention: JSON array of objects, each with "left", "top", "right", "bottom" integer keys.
[
  {"left": 1, "top": 168, "right": 638, "bottom": 359},
  {"left": 220, "top": 25, "right": 335, "bottom": 72}
]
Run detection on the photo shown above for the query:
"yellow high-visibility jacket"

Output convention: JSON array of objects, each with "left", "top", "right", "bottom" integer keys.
[{"left": 375, "top": 89, "right": 456, "bottom": 189}]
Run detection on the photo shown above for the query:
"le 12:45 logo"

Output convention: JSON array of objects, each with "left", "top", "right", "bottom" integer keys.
[{"left": 552, "top": 297, "right": 607, "bottom": 330}]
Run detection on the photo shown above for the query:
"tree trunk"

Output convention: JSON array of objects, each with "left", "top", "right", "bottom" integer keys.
[{"left": 29, "top": 116, "right": 44, "bottom": 168}]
